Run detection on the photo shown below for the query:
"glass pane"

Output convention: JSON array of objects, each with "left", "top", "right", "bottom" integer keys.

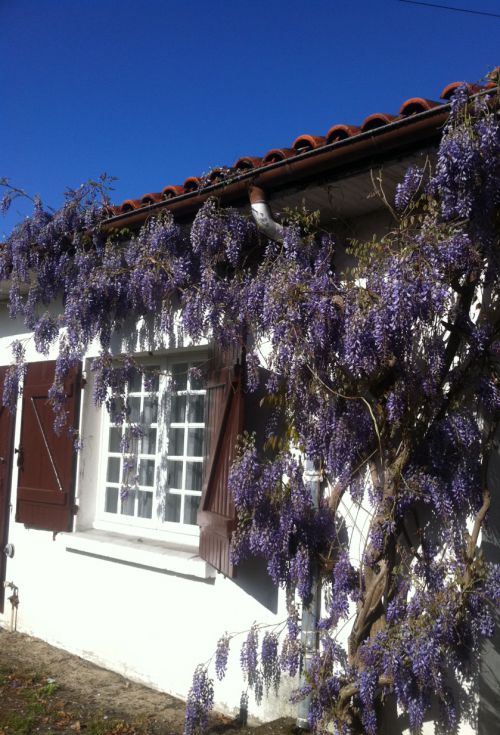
[
  {"left": 137, "top": 491, "right": 153, "bottom": 519},
  {"left": 105, "top": 486, "right": 118, "bottom": 513},
  {"left": 183, "top": 494, "right": 200, "bottom": 525},
  {"left": 165, "top": 491, "right": 181, "bottom": 523},
  {"left": 172, "top": 363, "right": 188, "bottom": 391},
  {"left": 189, "top": 363, "right": 204, "bottom": 390},
  {"left": 144, "top": 368, "right": 160, "bottom": 393},
  {"left": 120, "top": 428, "right": 139, "bottom": 454},
  {"left": 128, "top": 397, "right": 141, "bottom": 423},
  {"left": 128, "top": 369, "right": 142, "bottom": 393},
  {"left": 171, "top": 395, "right": 186, "bottom": 422},
  {"left": 108, "top": 427, "right": 122, "bottom": 453},
  {"left": 106, "top": 457, "right": 121, "bottom": 483},
  {"left": 122, "top": 455, "right": 137, "bottom": 483},
  {"left": 121, "top": 489, "right": 135, "bottom": 516},
  {"left": 188, "top": 395, "right": 204, "bottom": 423},
  {"left": 167, "top": 460, "right": 183, "bottom": 489},
  {"left": 187, "top": 428, "right": 204, "bottom": 457},
  {"left": 186, "top": 461, "right": 203, "bottom": 492},
  {"left": 140, "top": 428, "right": 157, "bottom": 455},
  {"left": 109, "top": 397, "right": 125, "bottom": 423},
  {"left": 142, "top": 397, "right": 158, "bottom": 424},
  {"left": 169, "top": 428, "right": 185, "bottom": 456},
  {"left": 138, "top": 459, "right": 155, "bottom": 487}
]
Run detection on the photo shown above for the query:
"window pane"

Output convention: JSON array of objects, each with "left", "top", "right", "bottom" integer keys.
[
  {"left": 171, "top": 395, "right": 186, "bottom": 422},
  {"left": 138, "top": 491, "right": 153, "bottom": 519},
  {"left": 172, "top": 363, "right": 188, "bottom": 391},
  {"left": 139, "top": 459, "right": 155, "bottom": 487},
  {"left": 187, "top": 428, "right": 204, "bottom": 457},
  {"left": 105, "top": 486, "right": 118, "bottom": 513},
  {"left": 165, "top": 492, "right": 181, "bottom": 522},
  {"left": 106, "top": 457, "right": 121, "bottom": 483},
  {"left": 188, "top": 395, "right": 204, "bottom": 423},
  {"left": 186, "top": 461, "right": 202, "bottom": 492},
  {"left": 140, "top": 428, "right": 157, "bottom": 455},
  {"left": 167, "top": 460, "right": 183, "bottom": 489},
  {"left": 121, "top": 489, "right": 135, "bottom": 516},
  {"left": 144, "top": 368, "right": 160, "bottom": 393},
  {"left": 122, "top": 455, "right": 137, "bottom": 483},
  {"left": 128, "top": 369, "right": 142, "bottom": 393},
  {"left": 169, "top": 428, "right": 185, "bottom": 456},
  {"left": 128, "top": 397, "right": 141, "bottom": 423},
  {"left": 108, "top": 427, "right": 122, "bottom": 453},
  {"left": 121, "top": 428, "right": 139, "bottom": 454},
  {"left": 183, "top": 494, "right": 200, "bottom": 525},
  {"left": 109, "top": 397, "right": 125, "bottom": 423},
  {"left": 189, "top": 363, "right": 204, "bottom": 390},
  {"left": 143, "top": 397, "right": 158, "bottom": 424}
]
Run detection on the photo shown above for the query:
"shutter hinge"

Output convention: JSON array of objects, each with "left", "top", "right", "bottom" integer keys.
[
  {"left": 72, "top": 503, "right": 79, "bottom": 515},
  {"left": 14, "top": 446, "right": 24, "bottom": 470}
]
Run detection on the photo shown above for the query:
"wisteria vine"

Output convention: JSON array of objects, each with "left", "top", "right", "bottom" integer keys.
[{"left": 1, "top": 83, "right": 500, "bottom": 734}]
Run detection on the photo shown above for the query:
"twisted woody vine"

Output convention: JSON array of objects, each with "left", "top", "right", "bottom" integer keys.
[{"left": 1, "top": 83, "right": 500, "bottom": 734}]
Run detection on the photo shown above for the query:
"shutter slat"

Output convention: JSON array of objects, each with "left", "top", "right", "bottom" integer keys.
[{"left": 16, "top": 361, "right": 81, "bottom": 533}]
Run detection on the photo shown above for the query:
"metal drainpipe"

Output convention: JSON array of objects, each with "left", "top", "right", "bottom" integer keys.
[
  {"left": 248, "top": 186, "right": 321, "bottom": 730},
  {"left": 296, "top": 460, "right": 322, "bottom": 729}
]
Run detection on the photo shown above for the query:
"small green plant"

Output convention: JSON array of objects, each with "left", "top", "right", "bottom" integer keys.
[
  {"left": 37, "top": 681, "right": 59, "bottom": 698},
  {"left": 2, "top": 711, "right": 37, "bottom": 735}
]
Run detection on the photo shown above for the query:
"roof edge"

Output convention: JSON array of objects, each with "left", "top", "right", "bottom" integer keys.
[{"left": 102, "top": 101, "right": 452, "bottom": 231}]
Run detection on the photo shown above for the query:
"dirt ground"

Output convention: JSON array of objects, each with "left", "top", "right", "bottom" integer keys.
[{"left": 0, "top": 628, "right": 296, "bottom": 735}]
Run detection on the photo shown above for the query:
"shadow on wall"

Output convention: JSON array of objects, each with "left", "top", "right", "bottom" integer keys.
[
  {"left": 478, "top": 430, "right": 500, "bottom": 735},
  {"left": 232, "top": 556, "right": 279, "bottom": 614}
]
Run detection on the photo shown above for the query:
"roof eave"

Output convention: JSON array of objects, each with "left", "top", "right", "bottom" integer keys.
[{"left": 102, "top": 103, "right": 451, "bottom": 232}]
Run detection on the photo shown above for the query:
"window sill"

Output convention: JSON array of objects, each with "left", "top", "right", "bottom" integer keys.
[{"left": 63, "top": 530, "right": 215, "bottom": 580}]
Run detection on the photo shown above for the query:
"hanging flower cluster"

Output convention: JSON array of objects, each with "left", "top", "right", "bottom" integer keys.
[{"left": 1, "top": 84, "right": 500, "bottom": 734}]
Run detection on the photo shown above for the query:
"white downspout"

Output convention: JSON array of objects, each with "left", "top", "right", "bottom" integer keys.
[
  {"left": 248, "top": 186, "right": 284, "bottom": 243},
  {"left": 248, "top": 185, "right": 320, "bottom": 730}
]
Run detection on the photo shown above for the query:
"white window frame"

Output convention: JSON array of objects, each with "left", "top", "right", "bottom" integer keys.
[{"left": 93, "top": 349, "right": 208, "bottom": 546}]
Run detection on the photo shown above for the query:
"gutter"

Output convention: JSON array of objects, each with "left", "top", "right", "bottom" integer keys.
[{"left": 102, "top": 103, "right": 451, "bottom": 231}]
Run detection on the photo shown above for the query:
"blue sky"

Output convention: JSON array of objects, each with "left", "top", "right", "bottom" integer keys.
[{"left": 1, "top": 0, "right": 499, "bottom": 235}]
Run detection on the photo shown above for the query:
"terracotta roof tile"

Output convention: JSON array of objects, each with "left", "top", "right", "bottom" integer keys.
[
  {"left": 399, "top": 98, "right": 439, "bottom": 116},
  {"left": 262, "top": 148, "right": 296, "bottom": 163},
  {"left": 440, "top": 81, "right": 483, "bottom": 100},
  {"left": 110, "top": 76, "right": 498, "bottom": 215},
  {"left": 140, "top": 192, "right": 163, "bottom": 206},
  {"left": 326, "top": 124, "right": 361, "bottom": 143},
  {"left": 234, "top": 156, "right": 263, "bottom": 171},
  {"left": 361, "top": 113, "right": 399, "bottom": 132},
  {"left": 121, "top": 199, "right": 142, "bottom": 213},
  {"left": 162, "top": 185, "right": 184, "bottom": 199},
  {"left": 292, "top": 134, "right": 326, "bottom": 152},
  {"left": 183, "top": 176, "right": 201, "bottom": 193},
  {"left": 206, "top": 168, "right": 229, "bottom": 184},
  {"left": 105, "top": 204, "right": 122, "bottom": 217}
]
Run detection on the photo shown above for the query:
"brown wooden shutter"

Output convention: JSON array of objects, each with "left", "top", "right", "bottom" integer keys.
[
  {"left": 0, "top": 366, "right": 16, "bottom": 613},
  {"left": 16, "top": 360, "right": 81, "bottom": 533},
  {"left": 197, "top": 343, "right": 244, "bottom": 577}
]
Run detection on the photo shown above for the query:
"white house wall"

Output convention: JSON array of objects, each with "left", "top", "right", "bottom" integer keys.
[{"left": 0, "top": 305, "right": 295, "bottom": 723}]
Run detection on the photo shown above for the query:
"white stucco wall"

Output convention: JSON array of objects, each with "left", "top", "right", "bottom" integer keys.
[{"left": 0, "top": 306, "right": 296, "bottom": 723}]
